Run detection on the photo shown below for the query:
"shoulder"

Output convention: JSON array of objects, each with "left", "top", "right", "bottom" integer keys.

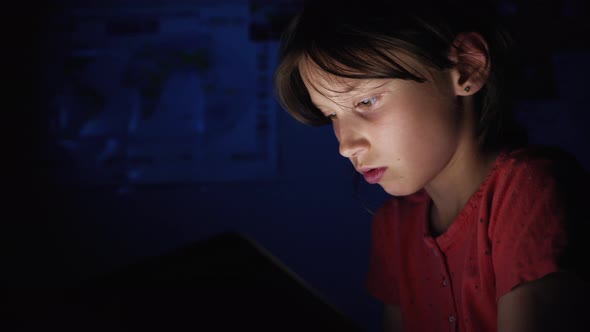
[
  {"left": 488, "top": 145, "right": 589, "bottom": 222},
  {"left": 493, "top": 145, "right": 588, "bottom": 198},
  {"left": 488, "top": 145, "right": 590, "bottom": 282},
  {"left": 502, "top": 144, "right": 587, "bottom": 179}
]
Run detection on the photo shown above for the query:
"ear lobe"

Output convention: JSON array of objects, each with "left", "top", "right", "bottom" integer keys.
[{"left": 448, "top": 32, "right": 490, "bottom": 96}]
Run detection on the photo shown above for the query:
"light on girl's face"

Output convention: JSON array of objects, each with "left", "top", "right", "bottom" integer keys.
[{"left": 299, "top": 56, "right": 471, "bottom": 197}]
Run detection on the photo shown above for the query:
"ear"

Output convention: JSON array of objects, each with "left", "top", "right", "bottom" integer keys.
[{"left": 448, "top": 32, "right": 490, "bottom": 96}]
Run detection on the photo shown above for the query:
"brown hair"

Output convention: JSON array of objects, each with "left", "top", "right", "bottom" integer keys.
[{"left": 274, "top": 0, "right": 527, "bottom": 152}]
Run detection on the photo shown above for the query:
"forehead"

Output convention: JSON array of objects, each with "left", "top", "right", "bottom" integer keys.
[
  {"left": 297, "top": 52, "right": 434, "bottom": 104},
  {"left": 298, "top": 57, "right": 385, "bottom": 102}
]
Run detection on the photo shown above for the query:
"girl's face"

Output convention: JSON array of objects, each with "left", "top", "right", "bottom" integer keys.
[{"left": 301, "top": 57, "right": 466, "bottom": 196}]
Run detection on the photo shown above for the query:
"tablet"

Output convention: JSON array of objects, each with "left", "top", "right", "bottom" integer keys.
[{"left": 56, "top": 232, "right": 362, "bottom": 331}]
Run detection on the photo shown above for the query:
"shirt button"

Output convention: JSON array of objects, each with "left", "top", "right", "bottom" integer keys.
[
  {"left": 442, "top": 279, "right": 448, "bottom": 287},
  {"left": 449, "top": 315, "right": 455, "bottom": 324}
]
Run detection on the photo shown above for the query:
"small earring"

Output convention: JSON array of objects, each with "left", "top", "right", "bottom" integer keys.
[{"left": 464, "top": 86, "right": 471, "bottom": 93}]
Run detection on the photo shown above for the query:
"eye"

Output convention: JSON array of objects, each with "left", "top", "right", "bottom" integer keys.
[{"left": 356, "top": 96, "right": 379, "bottom": 109}]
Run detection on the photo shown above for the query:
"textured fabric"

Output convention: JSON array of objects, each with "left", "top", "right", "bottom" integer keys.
[{"left": 366, "top": 146, "right": 589, "bottom": 332}]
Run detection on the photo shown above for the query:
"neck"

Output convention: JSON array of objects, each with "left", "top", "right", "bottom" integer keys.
[
  {"left": 425, "top": 99, "right": 499, "bottom": 235},
  {"left": 427, "top": 147, "right": 497, "bottom": 235}
]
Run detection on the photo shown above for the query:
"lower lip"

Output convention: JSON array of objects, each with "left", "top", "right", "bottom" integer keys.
[{"left": 362, "top": 167, "right": 386, "bottom": 184}]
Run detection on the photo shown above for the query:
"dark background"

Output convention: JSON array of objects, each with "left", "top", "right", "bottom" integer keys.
[{"left": 7, "top": 1, "right": 590, "bottom": 331}]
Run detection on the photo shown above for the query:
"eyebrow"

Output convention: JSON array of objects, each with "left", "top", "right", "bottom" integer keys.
[
  {"left": 309, "top": 99, "right": 335, "bottom": 112},
  {"left": 323, "top": 79, "right": 392, "bottom": 98},
  {"left": 314, "top": 79, "right": 392, "bottom": 104}
]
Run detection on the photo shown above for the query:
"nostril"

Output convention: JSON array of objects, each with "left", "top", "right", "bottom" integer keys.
[{"left": 339, "top": 143, "right": 362, "bottom": 158}]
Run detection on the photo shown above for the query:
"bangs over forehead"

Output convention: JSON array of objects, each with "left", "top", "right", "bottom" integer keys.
[
  {"left": 274, "top": 37, "right": 433, "bottom": 126},
  {"left": 298, "top": 55, "right": 364, "bottom": 98},
  {"left": 273, "top": 1, "right": 457, "bottom": 127},
  {"left": 303, "top": 37, "right": 428, "bottom": 83},
  {"left": 298, "top": 55, "right": 399, "bottom": 111}
]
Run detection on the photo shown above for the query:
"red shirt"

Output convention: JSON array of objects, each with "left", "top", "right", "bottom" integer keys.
[{"left": 366, "top": 147, "right": 587, "bottom": 332}]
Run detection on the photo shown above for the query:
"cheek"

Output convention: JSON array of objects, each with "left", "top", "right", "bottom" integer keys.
[
  {"left": 378, "top": 101, "right": 457, "bottom": 157},
  {"left": 402, "top": 91, "right": 458, "bottom": 137}
]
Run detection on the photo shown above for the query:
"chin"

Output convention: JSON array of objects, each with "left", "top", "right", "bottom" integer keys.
[
  {"left": 381, "top": 186, "right": 417, "bottom": 196},
  {"left": 381, "top": 182, "right": 421, "bottom": 197}
]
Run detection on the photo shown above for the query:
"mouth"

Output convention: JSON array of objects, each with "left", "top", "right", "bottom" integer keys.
[{"left": 358, "top": 167, "right": 387, "bottom": 184}]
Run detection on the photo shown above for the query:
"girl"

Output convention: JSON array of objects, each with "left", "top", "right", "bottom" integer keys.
[{"left": 273, "top": 0, "right": 590, "bottom": 331}]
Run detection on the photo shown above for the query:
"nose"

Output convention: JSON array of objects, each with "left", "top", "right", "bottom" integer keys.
[{"left": 334, "top": 120, "right": 369, "bottom": 158}]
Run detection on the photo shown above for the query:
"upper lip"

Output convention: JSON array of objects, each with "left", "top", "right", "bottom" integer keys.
[{"left": 356, "top": 166, "right": 382, "bottom": 174}]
